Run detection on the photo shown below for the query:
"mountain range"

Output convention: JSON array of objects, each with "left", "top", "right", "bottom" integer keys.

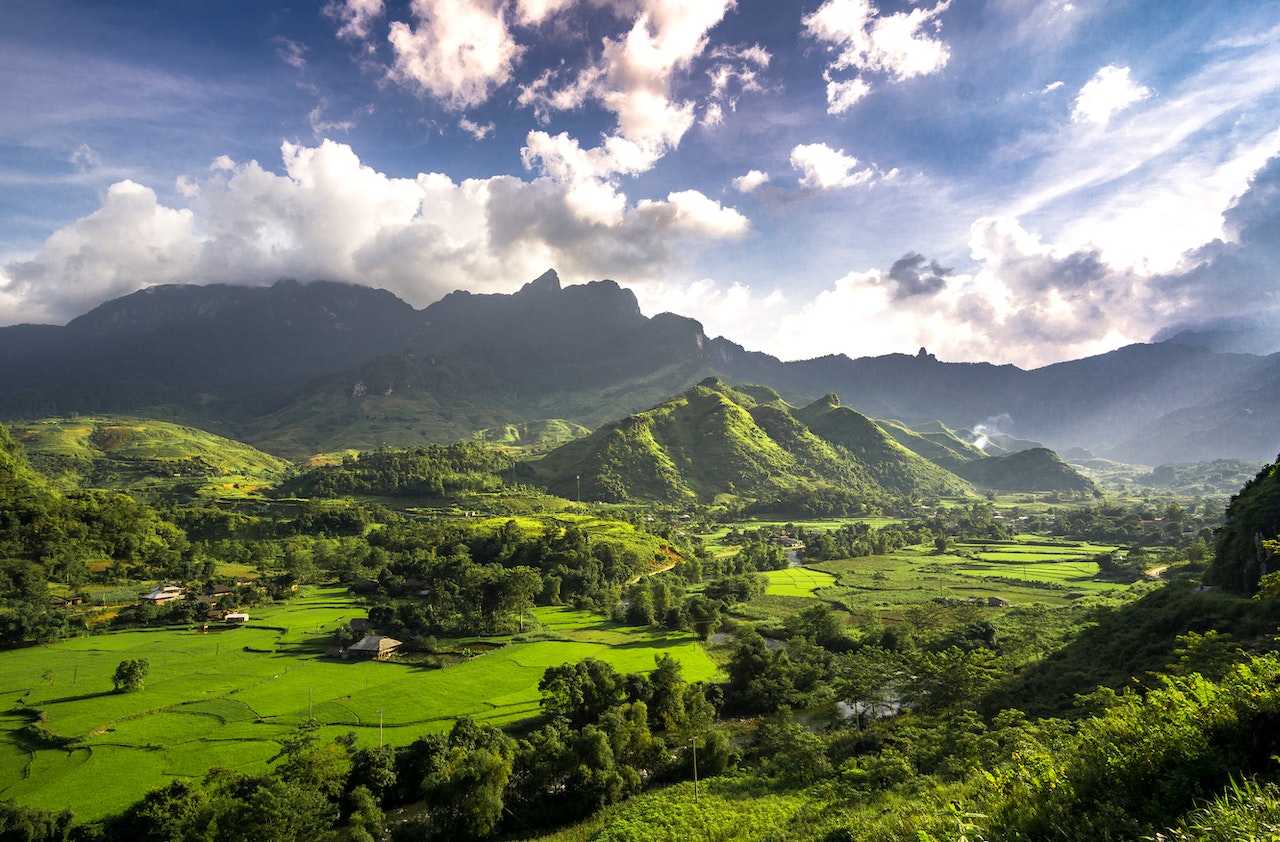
[{"left": 1, "top": 270, "right": 1276, "bottom": 465}]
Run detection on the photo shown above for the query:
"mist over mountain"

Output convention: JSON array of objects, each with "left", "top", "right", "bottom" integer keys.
[{"left": 0, "top": 271, "right": 1275, "bottom": 463}]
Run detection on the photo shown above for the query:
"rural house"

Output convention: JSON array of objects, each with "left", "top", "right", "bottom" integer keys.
[
  {"left": 345, "top": 634, "right": 403, "bottom": 660},
  {"left": 140, "top": 585, "right": 184, "bottom": 604}
]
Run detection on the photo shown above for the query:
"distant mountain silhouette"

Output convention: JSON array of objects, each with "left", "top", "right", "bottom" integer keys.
[{"left": 1, "top": 271, "right": 1275, "bottom": 462}]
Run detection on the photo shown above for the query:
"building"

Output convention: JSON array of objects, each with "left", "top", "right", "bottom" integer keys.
[
  {"left": 345, "top": 634, "right": 403, "bottom": 660},
  {"left": 140, "top": 585, "right": 184, "bottom": 604}
]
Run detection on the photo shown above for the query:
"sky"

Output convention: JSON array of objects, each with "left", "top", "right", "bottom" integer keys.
[{"left": 2, "top": 0, "right": 1280, "bottom": 368}]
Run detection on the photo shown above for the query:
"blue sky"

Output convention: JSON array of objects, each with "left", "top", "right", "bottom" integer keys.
[{"left": 2, "top": 0, "right": 1279, "bottom": 367}]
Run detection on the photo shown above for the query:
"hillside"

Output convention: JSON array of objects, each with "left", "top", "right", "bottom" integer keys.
[
  {"left": 875, "top": 419, "right": 988, "bottom": 469},
  {"left": 950, "top": 447, "right": 1099, "bottom": 494},
  {"left": 525, "top": 379, "right": 973, "bottom": 509},
  {"left": 7, "top": 417, "right": 292, "bottom": 500},
  {"left": 1211, "top": 458, "right": 1280, "bottom": 593},
  {"left": 792, "top": 394, "right": 974, "bottom": 497}
]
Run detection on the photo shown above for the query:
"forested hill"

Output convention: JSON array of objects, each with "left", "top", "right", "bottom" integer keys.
[
  {"left": 1211, "top": 457, "right": 1280, "bottom": 593},
  {"left": 522, "top": 378, "right": 974, "bottom": 510}
]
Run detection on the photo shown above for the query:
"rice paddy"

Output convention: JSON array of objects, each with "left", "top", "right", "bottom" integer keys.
[{"left": 0, "top": 588, "right": 718, "bottom": 821}]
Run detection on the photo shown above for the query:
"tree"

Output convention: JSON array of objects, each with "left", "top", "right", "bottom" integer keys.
[{"left": 113, "top": 658, "right": 150, "bottom": 693}]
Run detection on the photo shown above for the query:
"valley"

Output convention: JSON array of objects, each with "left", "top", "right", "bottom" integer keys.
[{"left": 0, "top": 276, "right": 1278, "bottom": 841}]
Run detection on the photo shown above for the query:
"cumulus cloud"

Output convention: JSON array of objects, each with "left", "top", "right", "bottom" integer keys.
[
  {"left": 791, "top": 142, "right": 877, "bottom": 190},
  {"left": 0, "top": 140, "right": 749, "bottom": 325},
  {"left": 763, "top": 219, "right": 1152, "bottom": 367},
  {"left": 0, "top": 180, "right": 198, "bottom": 323},
  {"left": 387, "top": 0, "right": 524, "bottom": 110},
  {"left": 824, "top": 76, "right": 871, "bottom": 114},
  {"left": 1071, "top": 64, "right": 1151, "bottom": 125},
  {"left": 325, "top": 0, "right": 386, "bottom": 41},
  {"left": 803, "top": 0, "right": 951, "bottom": 113},
  {"left": 733, "top": 169, "right": 769, "bottom": 193},
  {"left": 518, "top": 0, "right": 736, "bottom": 177},
  {"left": 514, "top": 0, "right": 575, "bottom": 26}
]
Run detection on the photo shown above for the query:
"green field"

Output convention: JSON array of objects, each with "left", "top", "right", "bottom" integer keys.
[
  {"left": 809, "top": 537, "right": 1124, "bottom": 614},
  {"left": 762, "top": 567, "right": 838, "bottom": 597},
  {"left": 0, "top": 588, "right": 717, "bottom": 820}
]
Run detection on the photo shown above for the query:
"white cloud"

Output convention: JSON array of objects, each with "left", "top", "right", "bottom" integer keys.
[
  {"left": 753, "top": 216, "right": 1152, "bottom": 367},
  {"left": 387, "top": 0, "right": 524, "bottom": 110},
  {"left": 645, "top": 190, "right": 750, "bottom": 239},
  {"left": 733, "top": 169, "right": 769, "bottom": 193},
  {"left": 515, "top": 0, "right": 576, "bottom": 26},
  {"left": 69, "top": 143, "right": 101, "bottom": 172},
  {"left": 459, "top": 117, "right": 495, "bottom": 140},
  {"left": 1009, "top": 45, "right": 1280, "bottom": 273},
  {"left": 791, "top": 143, "right": 876, "bottom": 190},
  {"left": 803, "top": 0, "right": 951, "bottom": 112},
  {"left": 325, "top": 0, "right": 386, "bottom": 41},
  {"left": 0, "top": 140, "right": 750, "bottom": 325},
  {"left": 706, "top": 42, "right": 770, "bottom": 113},
  {"left": 631, "top": 276, "right": 785, "bottom": 341},
  {"left": 0, "top": 180, "right": 198, "bottom": 323},
  {"left": 309, "top": 104, "right": 356, "bottom": 135},
  {"left": 273, "top": 38, "right": 307, "bottom": 70},
  {"left": 825, "top": 76, "right": 871, "bottom": 114},
  {"left": 518, "top": 0, "right": 735, "bottom": 178},
  {"left": 1071, "top": 64, "right": 1151, "bottom": 125}
]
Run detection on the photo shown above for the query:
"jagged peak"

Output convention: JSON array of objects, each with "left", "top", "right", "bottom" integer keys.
[{"left": 520, "top": 269, "right": 562, "bottom": 294}]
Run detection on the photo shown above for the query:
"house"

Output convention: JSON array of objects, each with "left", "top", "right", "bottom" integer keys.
[
  {"left": 49, "top": 596, "right": 84, "bottom": 608},
  {"left": 345, "top": 635, "right": 403, "bottom": 660},
  {"left": 350, "top": 618, "right": 378, "bottom": 634},
  {"left": 223, "top": 613, "right": 249, "bottom": 624},
  {"left": 140, "top": 585, "right": 184, "bottom": 604},
  {"left": 987, "top": 596, "right": 1010, "bottom": 608}
]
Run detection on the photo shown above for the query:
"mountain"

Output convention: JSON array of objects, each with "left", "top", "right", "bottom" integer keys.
[
  {"left": 949, "top": 447, "right": 1098, "bottom": 494},
  {"left": 0, "top": 279, "right": 424, "bottom": 420},
  {"left": 1, "top": 271, "right": 1276, "bottom": 462},
  {"left": 522, "top": 379, "right": 973, "bottom": 507}
]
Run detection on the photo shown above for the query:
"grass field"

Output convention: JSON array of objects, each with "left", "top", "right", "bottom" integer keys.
[
  {"left": 807, "top": 537, "right": 1124, "bottom": 615},
  {"left": 761, "top": 568, "right": 838, "bottom": 598},
  {"left": 0, "top": 589, "right": 718, "bottom": 821}
]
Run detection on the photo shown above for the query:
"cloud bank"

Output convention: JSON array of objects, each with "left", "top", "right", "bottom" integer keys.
[{"left": 0, "top": 140, "right": 747, "bottom": 324}]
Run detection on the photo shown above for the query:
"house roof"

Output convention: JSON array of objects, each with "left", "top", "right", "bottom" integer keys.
[{"left": 347, "top": 634, "right": 402, "bottom": 654}]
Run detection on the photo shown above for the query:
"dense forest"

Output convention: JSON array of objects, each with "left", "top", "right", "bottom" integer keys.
[{"left": 2, "top": 420, "right": 1280, "bottom": 840}]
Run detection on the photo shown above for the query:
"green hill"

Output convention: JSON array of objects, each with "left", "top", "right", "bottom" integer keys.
[
  {"left": 7, "top": 417, "right": 292, "bottom": 501},
  {"left": 1210, "top": 458, "right": 1280, "bottom": 594},
  {"left": 876, "top": 418, "right": 988, "bottom": 468},
  {"left": 950, "top": 447, "right": 1099, "bottom": 494},
  {"left": 794, "top": 397, "right": 975, "bottom": 497},
  {"left": 526, "top": 380, "right": 973, "bottom": 509}
]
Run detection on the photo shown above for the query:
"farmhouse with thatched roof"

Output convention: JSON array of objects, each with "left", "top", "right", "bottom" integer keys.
[{"left": 345, "top": 634, "right": 403, "bottom": 660}]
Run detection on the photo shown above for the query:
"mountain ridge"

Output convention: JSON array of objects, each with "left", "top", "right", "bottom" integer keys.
[{"left": 1, "top": 272, "right": 1276, "bottom": 463}]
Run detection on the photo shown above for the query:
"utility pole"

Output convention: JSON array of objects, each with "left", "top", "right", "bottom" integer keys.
[{"left": 378, "top": 708, "right": 385, "bottom": 747}]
